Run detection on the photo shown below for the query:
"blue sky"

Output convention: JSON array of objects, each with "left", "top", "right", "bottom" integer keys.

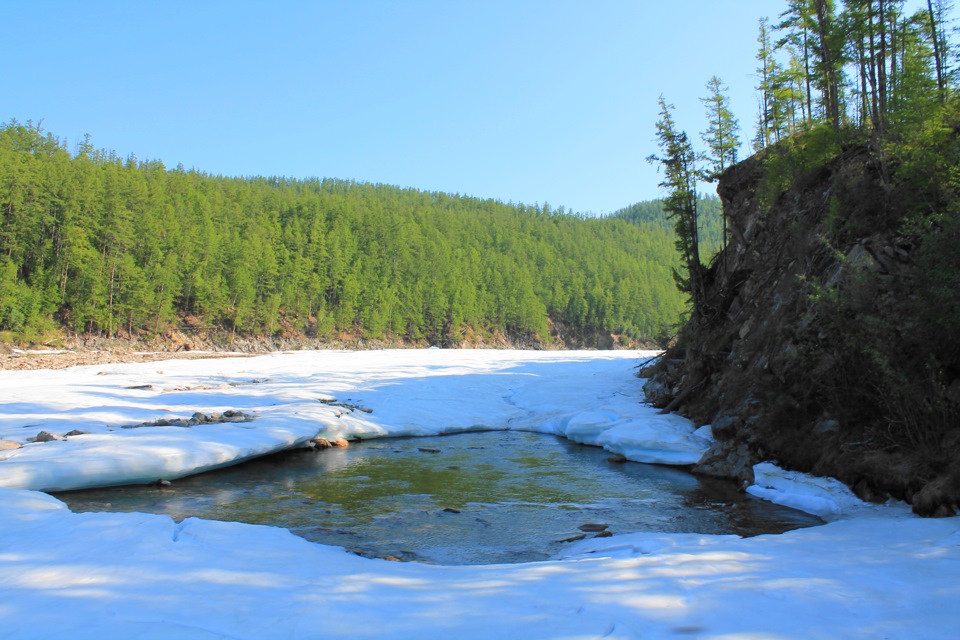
[{"left": 0, "top": 1, "right": 939, "bottom": 214}]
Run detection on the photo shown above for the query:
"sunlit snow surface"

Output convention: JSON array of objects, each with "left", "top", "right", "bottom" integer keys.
[{"left": 1, "top": 349, "right": 958, "bottom": 639}]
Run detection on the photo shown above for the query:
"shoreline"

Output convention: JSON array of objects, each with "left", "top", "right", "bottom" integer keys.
[
  {"left": 0, "top": 326, "right": 661, "bottom": 372},
  {"left": 0, "top": 347, "right": 262, "bottom": 371},
  {"left": 0, "top": 341, "right": 651, "bottom": 372}
]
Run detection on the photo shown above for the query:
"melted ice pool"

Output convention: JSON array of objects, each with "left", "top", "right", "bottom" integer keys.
[{"left": 56, "top": 430, "right": 823, "bottom": 564}]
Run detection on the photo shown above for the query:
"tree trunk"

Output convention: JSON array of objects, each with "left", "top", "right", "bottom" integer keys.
[
  {"left": 877, "top": 0, "right": 888, "bottom": 128},
  {"left": 859, "top": 39, "right": 872, "bottom": 129},
  {"left": 889, "top": 12, "right": 898, "bottom": 114},
  {"left": 868, "top": 6, "right": 882, "bottom": 131},
  {"left": 804, "top": 28, "right": 814, "bottom": 123},
  {"left": 107, "top": 246, "right": 118, "bottom": 338},
  {"left": 927, "top": 0, "right": 946, "bottom": 97},
  {"left": 814, "top": 0, "right": 841, "bottom": 130}
]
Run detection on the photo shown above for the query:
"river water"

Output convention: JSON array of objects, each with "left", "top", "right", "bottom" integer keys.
[{"left": 55, "top": 430, "right": 822, "bottom": 565}]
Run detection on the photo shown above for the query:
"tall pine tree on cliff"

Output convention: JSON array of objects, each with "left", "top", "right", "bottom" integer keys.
[
  {"left": 700, "top": 76, "right": 742, "bottom": 263},
  {"left": 648, "top": 96, "right": 705, "bottom": 318}
]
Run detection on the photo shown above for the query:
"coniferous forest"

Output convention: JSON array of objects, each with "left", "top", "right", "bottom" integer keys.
[{"left": 0, "top": 122, "right": 689, "bottom": 347}]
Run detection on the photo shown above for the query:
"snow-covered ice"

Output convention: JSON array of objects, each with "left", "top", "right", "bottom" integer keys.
[
  {"left": 1, "top": 349, "right": 958, "bottom": 638},
  {"left": 0, "top": 350, "right": 709, "bottom": 491}
]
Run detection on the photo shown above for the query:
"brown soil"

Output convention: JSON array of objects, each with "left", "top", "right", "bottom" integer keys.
[{"left": 0, "top": 344, "right": 257, "bottom": 371}]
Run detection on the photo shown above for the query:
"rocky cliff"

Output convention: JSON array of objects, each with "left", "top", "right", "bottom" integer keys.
[{"left": 643, "top": 137, "right": 960, "bottom": 517}]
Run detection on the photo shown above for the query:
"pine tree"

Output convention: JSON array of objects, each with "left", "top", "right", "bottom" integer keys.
[
  {"left": 777, "top": 0, "right": 817, "bottom": 124},
  {"left": 701, "top": 76, "right": 742, "bottom": 181},
  {"left": 700, "top": 76, "right": 741, "bottom": 265},
  {"left": 648, "top": 97, "right": 704, "bottom": 317},
  {"left": 756, "top": 17, "right": 778, "bottom": 148},
  {"left": 925, "top": 0, "right": 953, "bottom": 98},
  {"left": 812, "top": 0, "right": 846, "bottom": 129}
]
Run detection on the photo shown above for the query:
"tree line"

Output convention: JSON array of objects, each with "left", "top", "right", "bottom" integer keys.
[
  {"left": 0, "top": 121, "right": 688, "bottom": 346},
  {"left": 755, "top": 0, "right": 953, "bottom": 143}
]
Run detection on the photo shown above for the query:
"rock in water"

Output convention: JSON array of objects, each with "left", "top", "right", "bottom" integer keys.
[
  {"left": 33, "top": 431, "right": 65, "bottom": 443},
  {"left": 556, "top": 533, "right": 586, "bottom": 543}
]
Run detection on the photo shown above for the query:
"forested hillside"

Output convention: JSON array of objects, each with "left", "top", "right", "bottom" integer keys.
[{"left": 0, "top": 122, "right": 687, "bottom": 347}]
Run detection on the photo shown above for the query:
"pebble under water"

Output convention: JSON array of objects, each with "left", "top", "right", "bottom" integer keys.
[{"left": 55, "top": 430, "right": 823, "bottom": 565}]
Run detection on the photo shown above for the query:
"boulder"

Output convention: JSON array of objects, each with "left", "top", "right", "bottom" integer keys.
[
  {"left": 312, "top": 437, "right": 350, "bottom": 448},
  {"left": 710, "top": 415, "right": 741, "bottom": 440},
  {"left": 693, "top": 441, "right": 756, "bottom": 486},
  {"left": 0, "top": 440, "right": 21, "bottom": 451},
  {"left": 911, "top": 475, "right": 959, "bottom": 517},
  {"left": 641, "top": 377, "right": 672, "bottom": 406},
  {"left": 33, "top": 430, "right": 65, "bottom": 443}
]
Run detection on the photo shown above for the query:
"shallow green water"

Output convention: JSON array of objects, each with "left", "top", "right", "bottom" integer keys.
[{"left": 56, "top": 431, "right": 823, "bottom": 565}]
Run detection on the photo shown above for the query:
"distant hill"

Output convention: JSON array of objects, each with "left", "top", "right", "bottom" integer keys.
[{"left": 0, "top": 121, "right": 693, "bottom": 348}]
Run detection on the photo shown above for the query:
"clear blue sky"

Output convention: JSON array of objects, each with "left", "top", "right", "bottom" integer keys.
[{"left": 0, "top": 0, "right": 940, "bottom": 214}]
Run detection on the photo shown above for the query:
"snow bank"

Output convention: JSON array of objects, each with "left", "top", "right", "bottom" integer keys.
[
  {"left": 1, "top": 482, "right": 958, "bottom": 639},
  {"left": 747, "top": 461, "right": 888, "bottom": 521},
  {"left": 0, "top": 349, "right": 711, "bottom": 492}
]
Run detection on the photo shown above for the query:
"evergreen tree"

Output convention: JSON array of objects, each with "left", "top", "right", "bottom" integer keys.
[
  {"left": 777, "top": 0, "right": 818, "bottom": 123},
  {"left": 700, "top": 76, "right": 741, "bottom": 264},
  {"left": 648, "top": 97, "right": 705, "bottom": 316},
  {"left": 756, "top": 17, "right": 779, "bottom": 148},
  {"left": 701, "top": 76, "right": 743, "bottom": 181},
  {"left": 926, "top": 0, "right": 950, "bottom": 95},
  {"left": 812, "top": 0, "right": 846, "bottom": 129}
]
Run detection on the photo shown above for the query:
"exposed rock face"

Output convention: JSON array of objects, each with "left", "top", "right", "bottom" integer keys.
[{"left": 644, "top": 143, "right": 960, "bottom": 516}]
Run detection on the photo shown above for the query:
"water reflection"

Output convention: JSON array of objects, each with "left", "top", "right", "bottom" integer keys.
[{"left": 55, "top": 431, "right": 822, "bottom": 565}]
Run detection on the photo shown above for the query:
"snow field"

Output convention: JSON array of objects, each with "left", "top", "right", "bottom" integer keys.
[{"left": 0, "top": 349, "right": 957, "bottom": 638}]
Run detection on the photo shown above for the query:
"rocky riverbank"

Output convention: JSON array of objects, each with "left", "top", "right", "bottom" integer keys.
[{"left": 0, "top": 322, "right": 655, "bottom": 371}]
